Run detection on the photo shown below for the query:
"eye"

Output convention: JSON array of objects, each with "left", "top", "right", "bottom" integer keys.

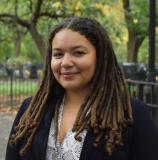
[
  {"left": 73, "top": 50, "right": 85, "bottom": 57},
  {"left": 52, "top": 52, "right": 63, "bottom": 59}
]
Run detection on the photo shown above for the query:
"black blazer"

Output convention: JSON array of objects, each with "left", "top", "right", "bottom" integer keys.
[{"left": 5, "top": 97, "right": 158, "bottom": 160}]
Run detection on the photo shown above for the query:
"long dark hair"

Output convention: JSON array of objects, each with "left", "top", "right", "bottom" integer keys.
[{"left": 10, "top": 16, "right": 133, "bottom": 156}]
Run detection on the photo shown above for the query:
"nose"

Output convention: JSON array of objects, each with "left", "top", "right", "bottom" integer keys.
[{"left": 61, "top": 53, "right": 73, "bottom": 68}]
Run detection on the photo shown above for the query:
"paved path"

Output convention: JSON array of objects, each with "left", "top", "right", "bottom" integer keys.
[{"left": 0, "top": 113, "right": 15, "bottom": 160}]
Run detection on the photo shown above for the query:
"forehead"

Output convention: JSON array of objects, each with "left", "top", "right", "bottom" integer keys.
[{"left": 52, "top": 29, "right": 93, "bottom": 48}]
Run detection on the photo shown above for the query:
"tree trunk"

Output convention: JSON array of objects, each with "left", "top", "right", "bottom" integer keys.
[
  {"left": 127, "top": 32, "right": 145, "bottom": 62},
  {"left": 122, "top": 0, "right": 147, "bottom": 63},
  {"left": 13, "top": 29, "right": 21, "bottom": 57},
  {"left": 28, "top": 23, "right": 46, "bottom": 58}
]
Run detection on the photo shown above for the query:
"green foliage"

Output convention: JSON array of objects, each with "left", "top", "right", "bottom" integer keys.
[
  {"left": 88, "top": 1, "right": 128, "bottom": 61},
  {"left": 139, "top": 28, "right": 158, "bottom": 64},
  {"left": 128, "top": 0, "right": 149, "bottom": 35},
  {"left": 0, "top": 0, "right": 156, "bottom": 64},
  {"left": 0, "top": 23, "right": 13, "bottom": 61},
  {"left": 6, "top": 55, "right": 27, "bottom": 67},
  {"left": 138, "top": 37, "right": 148, "bottom": 63},
  {"left": 21, "top": 33, "right": 42, "bottom": 63}
]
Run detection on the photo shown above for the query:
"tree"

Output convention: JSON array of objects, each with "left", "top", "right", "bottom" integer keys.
[
  {"left": 0, "top": 0, "right": 66, "bottom": 58},
  {"left": 0, "top": 0, "right": 100, "bottom": 58},
  {"left": 122, "top": 0, "right": 150, "bottom": 62},
  {"left": 1, "top": 0, "right": 155, "bottom": 63},
  {"left": 0, "top": 0, "right": 111, "bottom": 58}
]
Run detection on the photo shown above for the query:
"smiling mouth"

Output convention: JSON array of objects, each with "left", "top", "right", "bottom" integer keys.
[
  {"left": 60, "top": 72, "right": 79, "bottom": 78},
  {"left": 61, "top": 72, "right": 79, "bottom": 75}
]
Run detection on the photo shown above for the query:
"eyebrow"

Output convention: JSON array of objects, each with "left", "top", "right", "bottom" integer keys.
[
  {"left": 52, "top": 45, "right": 87, "bottom": 51},
  {"left": 71, "top": 45, "right": 87, "bottom": 50}
]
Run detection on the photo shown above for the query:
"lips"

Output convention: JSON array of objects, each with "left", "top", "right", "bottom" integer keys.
[
  {"left": 61, "top": 72, "right": 78, "bottom": 75},
  {"left": 60, "top": 72, "right": 79, "bottom": 78}
]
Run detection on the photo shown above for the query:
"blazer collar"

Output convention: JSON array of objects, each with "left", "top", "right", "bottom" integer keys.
[
  {"left": 36, "top": 98, "right": 96, "bottom": 160},
  {"left": 79, "top": 130, "right": 96, "bottom": 160}
]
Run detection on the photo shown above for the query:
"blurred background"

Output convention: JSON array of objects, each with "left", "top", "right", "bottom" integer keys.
[{"left": 0, "top": 0, "right": 157, "bottom": 159}]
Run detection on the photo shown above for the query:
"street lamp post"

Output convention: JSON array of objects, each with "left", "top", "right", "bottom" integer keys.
[
  {"left": 148, "top": 0, "right": 157, "bottom": 126},
  {"left": 148, "top": 0, "right": 156, "bottom": 82}
]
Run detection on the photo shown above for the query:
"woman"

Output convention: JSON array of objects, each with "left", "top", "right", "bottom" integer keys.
[{"left": 5, "top": 17, "right": 158, "bottom": 160}]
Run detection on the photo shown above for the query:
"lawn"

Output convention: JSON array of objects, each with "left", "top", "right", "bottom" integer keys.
[{"left": 0, "top": 79, "right": 38, "bottom": 96}]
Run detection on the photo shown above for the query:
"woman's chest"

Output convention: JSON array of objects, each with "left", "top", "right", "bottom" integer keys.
[
  {"left": 45, "top": 115, "right": 87, "bottom": 160},
  {"left": 30, "top": 125, "right": 131, "bottom": 160}
]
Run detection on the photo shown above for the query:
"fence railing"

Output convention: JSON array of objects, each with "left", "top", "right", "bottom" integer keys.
[
  {"left": 0, "top": 77, "right": 158, "bottom": 109},
  {"left": 126, "top": 79, "right": 158, "bottom": 108},
  {"left": 126, "top": 79, "right": 158, "bottom": 126},
  {"left": 0, "top": 78, "right": 39, "bottom": 109}
]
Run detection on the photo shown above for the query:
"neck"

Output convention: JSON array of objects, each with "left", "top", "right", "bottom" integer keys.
[{"left": 64, "top": 88, "right": 89, "bottom": 109}]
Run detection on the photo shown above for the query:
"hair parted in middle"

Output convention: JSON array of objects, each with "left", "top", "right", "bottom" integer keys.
[{"left": 10, "top": 16, "right": 133, "bottom": 156}]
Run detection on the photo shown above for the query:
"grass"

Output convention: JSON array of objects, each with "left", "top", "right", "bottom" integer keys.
[{"left": 0, "top": 79, "right": 38, "bottom": 96}]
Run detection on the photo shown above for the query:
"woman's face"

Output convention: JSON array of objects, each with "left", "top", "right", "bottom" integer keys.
[{"left": 51, "top": 28, "right": 96, "bottom": 92}]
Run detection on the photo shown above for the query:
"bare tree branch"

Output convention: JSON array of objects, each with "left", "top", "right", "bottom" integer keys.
[
  {"left": 0, "top": 13, "right": 29, "bottom": 27},
  {"left": 0, "top": 18, "right": 12, "bottom": 24},
  {"left": 0, "top": 0, "right": 69, "bottom": 57},
  {"left": 32, "top": 0, "right": 43, "bottom": 23}
]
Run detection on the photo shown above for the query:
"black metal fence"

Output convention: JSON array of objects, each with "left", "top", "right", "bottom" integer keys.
[
  {"left": 127, "top": 79, "right": 158, "bottom": 108},
  {"left": 0, "top": 77, "right": 158, "bottom": 108},
  {"left": 0, "top": 78, "right": 39, "bottom": 109},
  {"left": 0, "top": 62, "right": 158, "bottom": 110},
  {"left": 0, "top": 63, "right": 41, "bottom": 109},
  {"left": 127, "top": 79, "right": 158, "bottom": 126}
]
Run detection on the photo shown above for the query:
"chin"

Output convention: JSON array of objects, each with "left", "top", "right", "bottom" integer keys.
[
  {"left": 61, "top": 83, "right": 83, "bottom": 91},
  {"left": 62, "top": 85, "right": 78, "bottom": 91}
]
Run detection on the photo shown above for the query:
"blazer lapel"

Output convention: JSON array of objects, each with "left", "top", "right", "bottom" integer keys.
[
  {"left": 79, "top": 130, "right": 96, "bottom": 160},
  {"left": 33, "top": 100, "right": 55, "bottom": 160},
  {"left": 79, "top": 130, "right": 111, "bottom": 160}
]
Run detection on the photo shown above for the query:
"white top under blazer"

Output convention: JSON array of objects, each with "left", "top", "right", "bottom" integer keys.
[{"left": 45, "top": 99, "right": 87, "bottom": 160}]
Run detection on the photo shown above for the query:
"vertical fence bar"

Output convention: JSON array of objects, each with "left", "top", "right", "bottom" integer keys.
[
  {"left": 138, "top": 84, "right": 144, "bottom": 100},
  {"left": 10, "top": 71, "right": 13, "bottom": 107}
]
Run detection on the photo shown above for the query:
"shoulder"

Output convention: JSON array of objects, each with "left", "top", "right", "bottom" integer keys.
[
  {"left": 131, "top": 98, "right": 150, "bottom": 113},
  {"left": 5, "top": 97, "right": 33, "bottom": 160},
  {"left": 131, "top": 98, "right": 152, "bottom": 123},
  {"left": 130, "top": 98, "right": 158, "bottom": 130},
  {"left": 130, "top": 99, "right": 158, "bottom": 159},
  {"left": 13, "top": 97, "right": 32, "bottom": 125},
  {"left": 18, "top": 97, "right": 32, "bottom": 113},
  {"left": 17, "top": 97, "right": 32, "bottom": 114}
]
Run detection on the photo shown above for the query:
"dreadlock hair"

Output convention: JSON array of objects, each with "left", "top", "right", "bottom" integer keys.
[{"left": 10, "top": 16, "right": 133, "bottom": 156}]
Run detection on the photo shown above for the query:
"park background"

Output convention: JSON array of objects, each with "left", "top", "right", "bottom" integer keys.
[{"left": 0, "top": 0, "right": 157, "bottom": 159}]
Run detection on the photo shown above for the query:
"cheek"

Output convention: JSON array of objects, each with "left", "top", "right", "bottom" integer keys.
[
  {"left": 51, "top": 60, "right": 60, "bottom": 74},
  {"left": 81, "top": 62, "right": 96, "bottom": 78},
  {"left": 85, "top": 58, "right": 96, "bottom": 75},
  {"left": 89, "top": 65, "right": 96, "bottom": 79}
]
